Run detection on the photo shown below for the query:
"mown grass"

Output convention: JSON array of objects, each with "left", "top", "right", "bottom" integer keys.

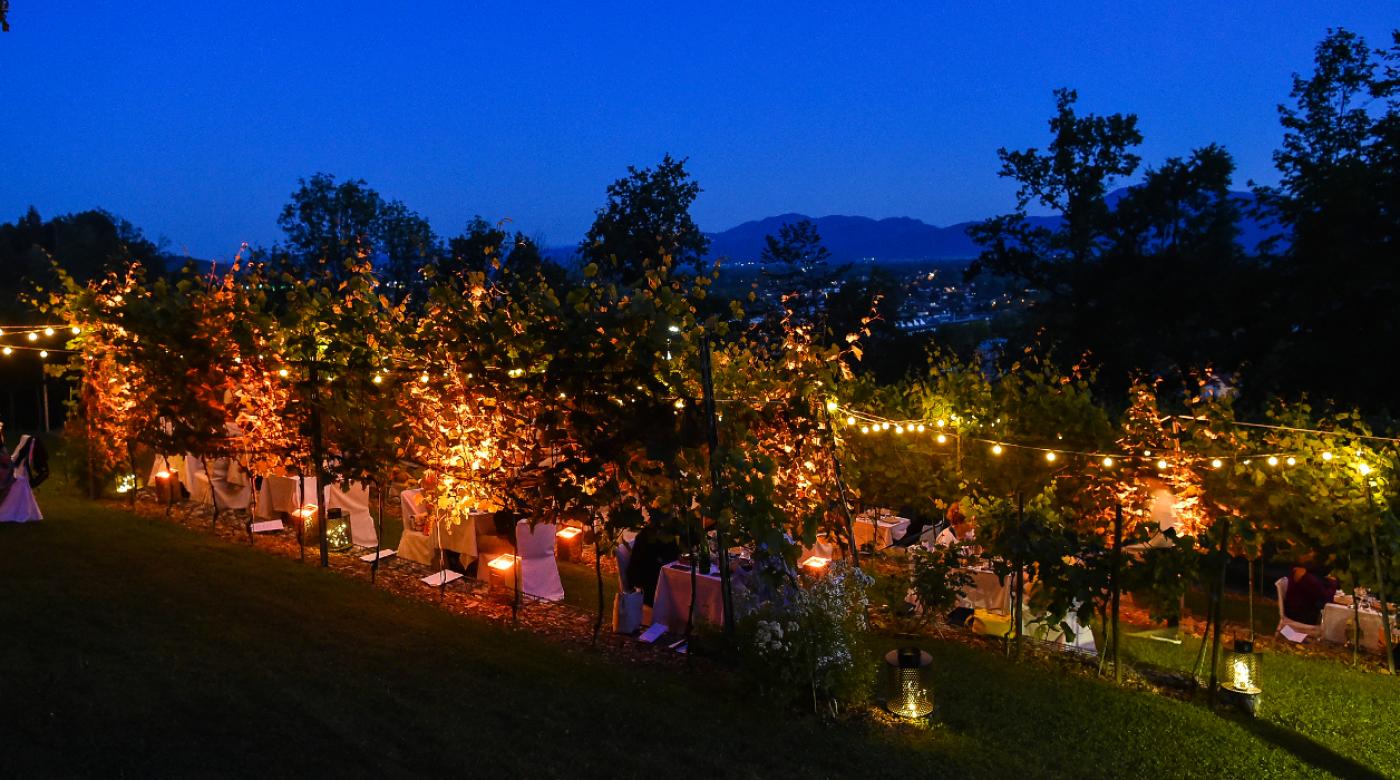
[{"left": 3, "top": 485, "right": 1397, "bottom": 779}]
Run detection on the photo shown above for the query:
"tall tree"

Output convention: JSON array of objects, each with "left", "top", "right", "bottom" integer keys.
[
  {"left": 579, "top": 155, "right": 709, "bottom": 283},
  {"left": 276, "top": 173, "right": 387, "bottom": 282},
  {"left": 443, "top": 216, "right": 508, "bottom": 277},
  {"left": 759, "top": 218, "right": 846, "bottom": 326},
  {"left": 1253, "top": 28, "right": 1400, "bottom": 410}
]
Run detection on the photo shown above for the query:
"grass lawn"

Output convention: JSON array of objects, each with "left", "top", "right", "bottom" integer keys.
[{"left": 3, "top": 486, "right": 1398, "bottom": 778}]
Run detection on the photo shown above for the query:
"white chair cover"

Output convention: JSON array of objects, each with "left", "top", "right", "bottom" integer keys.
[
  {"left": 396, "top": 488, "right": 436, "bottom": 565},
  {"left": 514, "top": 519, "right": 564, "bottom": 602},
  {"left": 614, "top": 539, "right": 633, "bottom": 592},
  {"left": 207, "top": 458, "right": 251, "bottom": 510},
  {"left": 182, "top": 454, "right": 213, "bottom": 505},
  {"left": 325, "top": 481, "right": 376, "bottom": 547},
  {"left": 1275, "top": 577, "right": 1324, "bottom": 639}
]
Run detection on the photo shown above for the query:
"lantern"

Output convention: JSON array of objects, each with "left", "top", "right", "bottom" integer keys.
[
  {"left": 884, "top": 647, "right": 934, "bottom": 719},
  {"left": 487, "top": 554, "right": 519, "bottom": 592},
  {"left": 324, "top": 508, "right": 352, "bottom": 552},
  {"left": 1221, "top": 639, "right": 1262, "bottom": 715},
  {"left": 555, "top": 526, "right": 583, "bottom": 562},
  {"left": 799, "top": 555, "right": 831, "bottom": 577}
]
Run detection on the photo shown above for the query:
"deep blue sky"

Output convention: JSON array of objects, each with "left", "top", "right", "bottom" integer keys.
[{"left": 1, "top": 2, "right": 1394, "bottom": 259}]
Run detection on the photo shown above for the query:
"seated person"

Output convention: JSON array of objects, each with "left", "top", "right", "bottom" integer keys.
[
  {"left": 1283, "top": 564, "right": 1338, "bottom": 625},
  {"left": 625, "top": 523, "right": 681, "bottom": 607}
]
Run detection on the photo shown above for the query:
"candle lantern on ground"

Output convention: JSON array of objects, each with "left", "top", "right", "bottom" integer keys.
[
  {"left": 799, "top": 555, "right": 831, "bottom": 578},
  {"left": 884, "top": 647, "right": 934, "bottom": 719},
  {"left": 487, "top": 554, "right": 519, "bottom": 592},
  {"left": 555, "top": 526, "right": 583, "bottom": 562},
  {"left": 324, "top": 508, "right": 352, "bottom": 552},
  {"left": 1220, "top": 639, "right": 1262, "bottom": 716}
]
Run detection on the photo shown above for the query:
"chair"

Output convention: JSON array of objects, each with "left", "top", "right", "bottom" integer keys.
[
  {"left": 1275, "top": 577, "right": 1323, "bottom": 639},
  {"left": 207, "top": 458, "right": 251, "bottom": 510},
  {"left": 325, "top": 481, "right": 376, "bottom": 548},
  {"left": 395, "top": 488, "right": 436, "bottom": 565},
  {"left": 182, "top": 454, "right": 213, "bottom": 505},
  {"left": 509, "top": 519, "right": 565, "bottom": 602}
]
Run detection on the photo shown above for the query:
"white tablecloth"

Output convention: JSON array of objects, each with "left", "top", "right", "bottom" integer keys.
[
  {"left": 253, "top": 475, "right": 377, "bottom": 546},
  {"left": 1321, "top": 602, "right": 1395, "bottom": 653},
  {"left": 652, "top": 563, "right": 725, "bottom": 629},
  {"left": 957, "top": 567, "right": 1012, "bottom": 613},
  {"left": 854, "top": 515, "right": 911, "bottom": 549}
]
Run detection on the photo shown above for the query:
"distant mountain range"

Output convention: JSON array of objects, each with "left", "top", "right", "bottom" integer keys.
[{"left": 550, "top": 189, "right": 1275, "bottom": 267}]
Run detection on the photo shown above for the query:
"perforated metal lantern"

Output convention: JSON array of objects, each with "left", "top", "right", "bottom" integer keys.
[
  {"left": 884, "top": 647, "right": 934, "bottom": 719},
  {"left": 1223, "top": 639, "right": 1262, "bottom": 695},
  {"left": 324, "top": 508, "right": 352, "bottom": 552}
]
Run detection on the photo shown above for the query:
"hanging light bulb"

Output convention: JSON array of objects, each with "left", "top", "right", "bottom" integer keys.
[
  {"left": 71, "top": 326, "right": 81, "bottom": 335},
  {"left": 39, "top": 350, "right": 48, "bottom": 358},
  {"left": 936, "top": 434, "right": 947, "bottom": 444},
  {"left": 1156, "top": 459, "right": 1167, "bottom": 470},
  {"left": 419, "top": 374, "right": 430, "bottom": 383},
  {"left": 881, "top": 422, "right": 890, "bottom": 431},
  {"left": 1101, "top": 456, "right": 1114, "bottom": 468},
  {"left": 1211, "top": 458, "right": 1223, "bottom": 469},
  {"left": 936, "top": 419, "right": 947, "bottom": 428},
  {"left": 372, "top": 373, "right": 383, "bottom": 384},
  {"left": 1, "top": 347, "right": 10, "bottom": 356},
  {"left": 1321, "top": 451, "right": 1333, "bottom": 461},
  {"left": 846, "top": 416, "right": 856, "bottom": 426},
  {"left": 991, "top": 444, "right": 1003, "bottom": 456},
  {"left": 1286, "top": 456, "right": 1296, "bottom": 466},
  {"left": 861, "top": 426, "right": 871, "bottom": 434},
  {"left": 825, "top": 400, "right": 838, "bottom": 412},
  {"left": 1358, "top": 462, "right": 1373, "bottom": 476},
  {"left": 277, "top": 368, "right": 289, "bottom": 378},
  {"left": 27, "top": 332, "right": 38, "bottom": 342},
  {"left": 916, "top": 424, "right": 926, "bottom": 433},
  {"left": 1044, "top": 451, "right": 1057, "bottom": 462},
  {"left": 44, "top": 327, "right": 55, "bottom": 336},
  {"left": 1267, "top": 456, "right": 1279, "bottom": 467},
  {"left": 894, "top": 425, "right": 905, "bottom": 435}
]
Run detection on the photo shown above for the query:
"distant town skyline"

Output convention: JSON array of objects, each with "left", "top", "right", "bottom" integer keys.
[{"left": 0, "top": 1, "right": 1394, "bottom": 259}]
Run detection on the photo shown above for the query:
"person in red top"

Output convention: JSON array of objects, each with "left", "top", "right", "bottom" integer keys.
[{"left": 1283, "top": 564, "right": 1338, "bottom": 625}]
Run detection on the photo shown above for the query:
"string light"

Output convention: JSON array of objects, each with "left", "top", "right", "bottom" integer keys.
[
  {"left": 825, "top": 400, "right": 838, "bottom": 412},
  {"left": 26, "top": 332, "right": 37, "bottom": 342},
  {"left": 1358, "top": 463, "right": 1372, "bottom": 476},
  {"left": 1267, "top": 456, "right": 1279, "bottom": 467},
  {"left": 419, "top": 374, "right": 430, "bottom": 383},
  {"left": 936, "top": 419, "right": 947, "bottom": 428},
  {"left": 39, "top": 350, "right": 48, "bottom": 358},
  {"left": 1211, "top": 458, "right": 1223, "bottom": 469},
  {"left": 894, "top": 425, "right": 904, "bottom": 434},
  {"left": 372, "top": 374, "right": 383, "bottom": 384},
  {"left": 881, "top": 422, "right": 890, "bottom": 431},
  {"left": 1044, "top": 451, "right": 1057, "bottom": 462},
  {"left": 277, "top": 368, "right": 289, "bottom": 378},
  {"left": 43, "top": 327, "right": 55, "bottom": 336},
  {"left": 1156, "top": 459, "right": 1167, "bottom": 470},
  {"left": 991, "top": 444, "right": 1003, "bottom": 456},
  {"left": 1321, "top": 451, "right": 1333, "bottom": 461},
  {"left": 860, "top": 425, "right": 871, "bottom": 434},
  {"left": 936, "top": 434, "right": 947, "bottom": 444},
  {"left": 916, "top": 423, "right": 926, "bottom": 433},
  {"left": 1101, "top": 456, "right": 1114, "bottom": 468},
  {"left": 2, "top": 347, "right": 10, "bottom": 356},
  {"left": 1286, "top": 456, "right": 1296, "bottom": 466},
  {"left": 846, "top": 416, "right": 856, "bottom": 426},
  {"left": 71, "top": 326, "right": 81, "bottom": 335}
]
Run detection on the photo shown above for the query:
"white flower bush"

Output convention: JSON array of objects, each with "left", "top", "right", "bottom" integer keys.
[{"left": 738, "top": 561, "right": 876, "bottom": 715}]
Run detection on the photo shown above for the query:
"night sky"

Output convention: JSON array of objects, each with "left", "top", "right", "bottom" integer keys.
[{"left": 0, "top": 1, "right": 1393, "bottom": 259}]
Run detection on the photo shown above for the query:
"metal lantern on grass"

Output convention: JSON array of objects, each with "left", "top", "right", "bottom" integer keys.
[
  {"left": 884, "top": 647, "right": 934, "bottom": 719},
  {"left": 555, "top": 526, "right": 583, "bottom": 562},
  {"left": 325, "top": 508, "right": 352, "bottom": 552},
  {"left": 1221, "top": 639, "right": 1262, "bottom": 716}
]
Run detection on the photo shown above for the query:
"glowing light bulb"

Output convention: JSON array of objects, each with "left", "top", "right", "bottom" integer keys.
[
  {"left": 1156, "top": 459, "right": 1167, "bottom": 470},
  {"left": 1286, "top": 456, "right": 1296, "bottom": 466},
  {"left": 419, "top": 374, "right": 429, "bottom": 383},
  {"left": 1322, "top": 451, "right": 1333, "bottom": 461},
  {"left": 1101, "top": 456, "right": 1114, "bottom": 468},
  {"left": 1044, "top": 451, "right": 1057, "bottom": 462},
  {"left": 71, "top": 326, "right": 81, "bottom": 335},
  {"left": 846, "top": 416, "right": 856, "bottom": 426},
  {"left": 39, "top": 350, "right": 48, "bottom": 358},
  {"left": 894, "top": 425, "right": 904, "bottom": 435},
  {"left": 916, "top": 424, "right": 926, "bottom": 433},
  {"left": 825, "top": 400, "right": 838, "bottom": 412},
  {"left": 1358, "top": 463, "right": 1372, "bottom": 475},
  {"left": 936, "top": 419, "right": 946, "bottom": 428},
  {"left": 1144, "top": 451, "right": 1152, "bottom": 457},
  {"left": 991, "top": 444, "right": 1003, "bottom": 456},
  {"left": 1211, "top": 458, "right": 1223, "bottom": 469},
  {"left": 881, "top": 422, "right": 890, "bottom": 431},
  {"left": 673, "top": 399, "right": 685, "bottom": 409},
  {"left": 4, "top": 346, "right": 14, "bottom": 356},
  {"left": 27, "top": 332, "right": 38, "bottom": 342},
  {"left": 44, "top": 327, "right": 55, "bottom": 336},
  {"left": 277, "top": 368, "right": 288, "bottom": 378},
  {"left": 936, "top": 434, "right": 947, "bottom": 444},
  {"left": 372, "top": 374, "right": 383, "bottom": 384},
  {"left": 860, "top": 426, "right": 871, "bottom": 434},
  {"left": 1267, "top": 456, "right": 1279, "bottom": 467}
]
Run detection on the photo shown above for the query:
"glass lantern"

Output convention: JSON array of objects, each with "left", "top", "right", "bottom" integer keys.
[
  {"left": 324, "top": 508, "right": 352, "bottom": 552},
  {"left": 884, "top": 647, "right": 934, "bottom": 719}
]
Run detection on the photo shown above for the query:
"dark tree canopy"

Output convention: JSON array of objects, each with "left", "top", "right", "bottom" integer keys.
[
  {"left": 579, "top": 154, "right": 709, "bottom": 283},
  {"left": 759, "top": 218, "right": 849, "bottom": 329},
  {"left": 0, "top": 207, "right": 162, "bottom": 319}
]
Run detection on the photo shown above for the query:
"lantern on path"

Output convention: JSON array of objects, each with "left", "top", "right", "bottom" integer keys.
[
  {"left": 325, "top": 508, "right": 352, "bottom": 552},
  {"left": 555, "top": 526, "right": 583, "bottom": 562},
  {"left": 1221, "top": 639, "right": 1262, "bottom": 716},
  {"left": 884, "top": 647, "right": 934, "bottom": 719}
]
